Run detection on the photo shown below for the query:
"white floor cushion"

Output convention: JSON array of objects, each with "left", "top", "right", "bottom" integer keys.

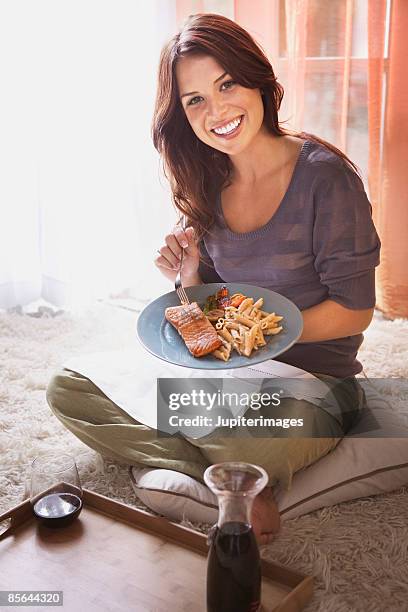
[{"left": 130, "top": 381, "right": 408, "bottom": 523}]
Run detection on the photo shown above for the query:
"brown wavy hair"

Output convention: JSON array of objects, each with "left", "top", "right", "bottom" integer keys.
[{"left": 152, "top": 13, "right": 360, "bottom": 237}]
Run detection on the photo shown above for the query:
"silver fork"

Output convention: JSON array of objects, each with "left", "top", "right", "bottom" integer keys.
[{"left": 175, "top": 216, "right": 190, "bottom": 305}]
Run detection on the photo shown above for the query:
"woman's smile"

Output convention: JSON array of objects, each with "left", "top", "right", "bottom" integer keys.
[{"left": 210, "top": 114, "right": 244, "bottom": 139}]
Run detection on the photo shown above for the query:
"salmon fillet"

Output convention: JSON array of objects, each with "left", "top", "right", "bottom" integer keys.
[{"left": 165, "top": 302, "right": 222, "bottom": 357}]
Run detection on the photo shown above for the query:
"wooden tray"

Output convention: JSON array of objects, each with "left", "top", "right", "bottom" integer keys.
[{"left": 0, "top": 489, "right": 313, "bottom": 611}]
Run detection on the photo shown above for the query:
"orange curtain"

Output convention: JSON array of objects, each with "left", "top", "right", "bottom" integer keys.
[
  {"left": 368, "top": 1, "right": 408, "bottom": 318},
  {"left": 367, "top": 0, "right": 386, "bottom": 231},
  {"left": 233, "top": 0, "right": 279, "bottom": 60}
]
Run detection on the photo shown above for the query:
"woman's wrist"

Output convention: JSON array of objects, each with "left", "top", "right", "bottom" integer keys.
[{"left": 183, "top": 272, "right": 203, "bottom": 287}]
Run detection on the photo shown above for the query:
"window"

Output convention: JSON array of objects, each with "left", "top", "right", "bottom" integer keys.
[{"left": 277, "top": 0, "right": 375, "bottom": 179}]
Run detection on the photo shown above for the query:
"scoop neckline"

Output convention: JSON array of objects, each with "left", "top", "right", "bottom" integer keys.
[{"left": 216, "top": 139, "right": 312, "bottom": 240}]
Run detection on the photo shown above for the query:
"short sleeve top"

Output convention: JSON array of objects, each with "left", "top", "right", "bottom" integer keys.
[{"left": 198, "top": 140, "right": 381, "bottom": 378}]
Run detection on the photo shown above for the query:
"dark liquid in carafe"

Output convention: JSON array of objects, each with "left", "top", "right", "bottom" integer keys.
[
  {"left": 33, "top": 492, "right": 82, "bottom": 527},
  {"left": 207, "top": 521, "right": 261, "bottom": 612}
]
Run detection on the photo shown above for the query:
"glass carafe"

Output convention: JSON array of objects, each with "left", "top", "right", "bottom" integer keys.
[{"left": 204, "top": 462, "right": 268, "bottom": 612}]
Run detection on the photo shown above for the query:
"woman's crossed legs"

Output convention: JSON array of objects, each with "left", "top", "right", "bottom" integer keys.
[{"left": 47, "top": 368, "right": 362, "bottom": 543}]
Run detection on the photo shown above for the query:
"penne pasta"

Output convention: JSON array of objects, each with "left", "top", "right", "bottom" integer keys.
[
  {"left": 264, "top": 321, "right": 280, "bottom": 330},
  {"left": 241, "top": 324, "right": 258, "bottom": 356},
  {"left": 224, "top": 306, "right": 238, "bottom": 320},
  {"left": 218, "top": 327, "right": 234, "bottom": 344},
  {"left": 249, "top": 324, "right": 259, "bottom": 346},
  {"left": 235, "top": 314, "right": 257, "bottom": 328},
  {"left": 203, "top": 289, "right": 284, "bottom": 361},
  {"left": 212, "top": 348, "right": 229, "bottom": 361},
  {"left": 259, "top": 310, "right": 275, "bottom": 318},
  {"left": 217, "top": 334, "right": 232, "bottom": 350},
  {"left": 238, "top": 297, "right": 253, "bottom": 313},
  {"left": 243, "top": 331, "right": 252, "bottom": 357},
  {"left": 255, "top": 326, "right": 266, "bottom": 347},
  {"left": 264, "top": 326, "right": 283, "bottom": 336},
  {"left": 260, "top": 320, "right": 282, "bottom": 330},
  {"left": 260, "top": 313, "right": 280, "bottom": 325},
  {"left": 225, "top": 321, "right": 241, "bottom": 331}
]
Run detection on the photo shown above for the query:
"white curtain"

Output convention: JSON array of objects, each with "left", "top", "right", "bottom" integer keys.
[{"left": 0, "top": 0, "right": 178, "bottom": 310}]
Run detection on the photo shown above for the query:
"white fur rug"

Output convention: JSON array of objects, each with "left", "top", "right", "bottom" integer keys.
[{"left": 1, "top": 303, "right": 407, "bottom": 611}]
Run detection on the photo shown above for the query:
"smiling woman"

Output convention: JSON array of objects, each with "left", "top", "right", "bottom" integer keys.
[
  {"left": 47, "top": 12, "right": 381, "bottom": 544},
  {"left": 151, "top": 14, "right": 380, "bottom": 370}
]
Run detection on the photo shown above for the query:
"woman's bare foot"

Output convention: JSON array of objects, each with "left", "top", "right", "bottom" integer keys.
[{"left": 251, "top": 487, "right": 280, "bottom": 546}]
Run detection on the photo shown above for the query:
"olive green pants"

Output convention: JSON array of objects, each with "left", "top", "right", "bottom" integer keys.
[{"left": 46, "top": 368, "right": 365, "bottom": 490}]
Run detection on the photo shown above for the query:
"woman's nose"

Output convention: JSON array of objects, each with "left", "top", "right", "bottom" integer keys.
[{"left": 206, "top": 96, "right": 227, "bottom": 122}]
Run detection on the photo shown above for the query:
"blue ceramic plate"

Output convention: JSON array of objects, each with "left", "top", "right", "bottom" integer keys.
[{"left": 136, "top": 283, "right": 303, "bottom": 370}]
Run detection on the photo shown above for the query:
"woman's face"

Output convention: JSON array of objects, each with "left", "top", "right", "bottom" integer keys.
[{"left": 176, "top": 54, "right": 264, "bottom": 156}]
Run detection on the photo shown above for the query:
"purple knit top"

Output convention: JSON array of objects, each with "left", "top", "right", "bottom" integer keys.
[{"left": 198, "top": 140, "right": 381, "bottom": 378}]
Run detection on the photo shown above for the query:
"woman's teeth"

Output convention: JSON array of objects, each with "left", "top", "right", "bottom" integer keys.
[{"left": 213, "top": 116, "right": 242, "bottom": 135}]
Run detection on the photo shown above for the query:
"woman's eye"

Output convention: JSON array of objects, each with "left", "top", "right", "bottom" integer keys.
[
  {"left": 187, "top": 96, "right": 203, "bottom": 107},
  {"left": 221, "top": 80, "right": 236, "bottom": 91}
]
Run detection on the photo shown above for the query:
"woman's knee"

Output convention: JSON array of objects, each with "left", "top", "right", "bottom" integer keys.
[
  {"left": 46, "top": 369, "right": 68, "bottom": 416},
  {"left": 46, "top": 368, "right": 95, "bottom": 420}
]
